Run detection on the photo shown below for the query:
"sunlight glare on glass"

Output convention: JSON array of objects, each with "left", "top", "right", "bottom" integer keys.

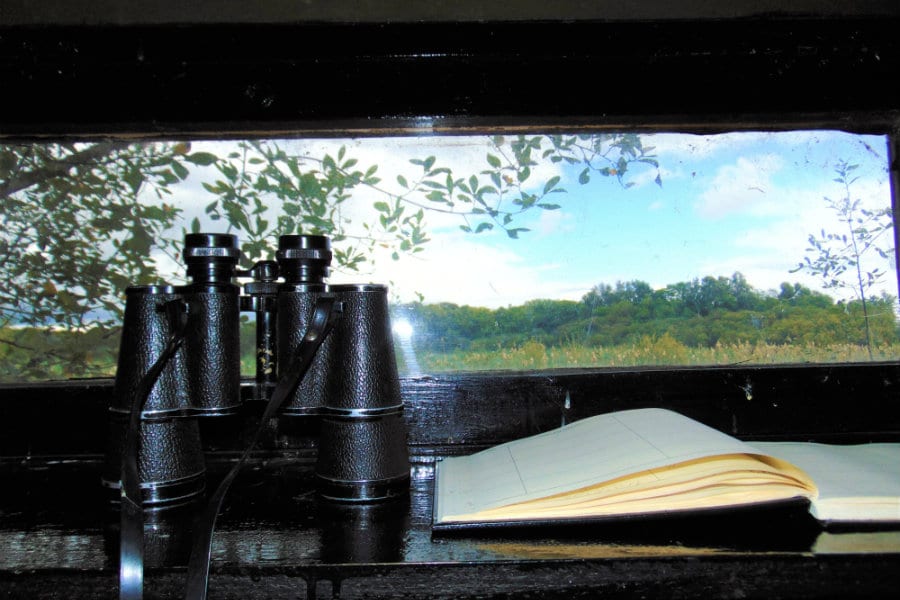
[{"left": 392, "top": 319, "right": 414, "bottom": 340}]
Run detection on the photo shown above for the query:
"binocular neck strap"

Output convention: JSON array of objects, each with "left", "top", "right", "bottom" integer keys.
[
  {"left": 120, "top": 300, "right": 188, "bottom": 600},
  {"left": 184, "top": 296, "right": 342, "bottom": 600}
]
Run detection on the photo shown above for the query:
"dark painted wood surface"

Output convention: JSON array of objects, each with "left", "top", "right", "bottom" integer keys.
[
  {"left": 1, "top": 449, "right": 899, "bottom": 599},
  {"left": 2, "top": 363, "right": 900, "bottom": 460},
  {"left": 1, "top": 364, "right": 899, "bottom": 597},
  {"left": 1, "top": 17, "right": 899, "bottom": 137}
]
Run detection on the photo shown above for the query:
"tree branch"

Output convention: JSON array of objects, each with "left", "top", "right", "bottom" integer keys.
[{"left": 0, "top": 142, "right": 123, "bottom": 198}]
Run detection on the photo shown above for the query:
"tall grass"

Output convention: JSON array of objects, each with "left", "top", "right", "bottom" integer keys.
[
  {"left": 5, "top": 326, "right": 898, "bottom": 383},
  {"left": 415, "top": 334, "right": 900, "bottom": 373}
]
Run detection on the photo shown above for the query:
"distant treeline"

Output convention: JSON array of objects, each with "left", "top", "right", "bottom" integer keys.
[
  {"left": 393, "top": 273, "right": 900, "bottom": 353},
  {"left": 3, "top": 272, "right": 898, "bottom": 382}
]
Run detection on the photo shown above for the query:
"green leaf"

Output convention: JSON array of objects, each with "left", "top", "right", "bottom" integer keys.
[
  {"left": 487, "top": 153, "right": 502, "bottom": 168},
  {"left": 505, "top": 227, "right": 530, "bottom": 239},
  {"left": 171, "top": 160, "right": 190, "bottom": 181},
  {"left": 578, "top": 168, "right": 590, "bottom": 185},
  {"left": 123, "top": 169, "right": 143, "bottom": 195},
  {"left": 397, "top": 174, "right": 409, "bottom": 188},
  {"left": 543, "top": 175, "right": 561, "bottom": 194},
  {"left": 517, "top": 167, "right": 531, "bottom": 182},
  {"left": 185, "top": 152, "right": 218, "bottom": 166}
]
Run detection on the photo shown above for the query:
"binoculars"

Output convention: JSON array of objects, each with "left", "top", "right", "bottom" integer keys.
[{"left": 101, "top": 233, "right": 411, "bottom": 508}]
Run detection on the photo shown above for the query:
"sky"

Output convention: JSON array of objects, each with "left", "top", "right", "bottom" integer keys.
[{"left": 156, "top": 130, "right": 897, "bottom": 309}]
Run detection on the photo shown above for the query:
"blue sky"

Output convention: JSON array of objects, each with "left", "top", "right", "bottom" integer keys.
[{"left": 161, "top": 131, "right": 896, "bottom": 309}]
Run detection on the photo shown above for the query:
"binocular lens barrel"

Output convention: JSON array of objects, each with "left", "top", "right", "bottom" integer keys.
[
  {"left": 277, "top": 286, "right": 331, "bottom": 415},
  {"left": 181, "top": 233, "right": 242, "bottom": 416},
  {"left": 278, "top": 283, "right": 410, "bottom": 501},
  {"left": 102, "top": 285, "right": 206, "bottom": 508},
  {"left": 110, "top": 286, "right": 191, "bottom": 417},
  {"left": 102, "top": 415, "right": 207, "bottom": 507},
  {"left": 316, "top": 284, "right": 410, "bottom": 501}
]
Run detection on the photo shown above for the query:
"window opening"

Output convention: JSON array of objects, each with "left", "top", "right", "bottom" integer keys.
[{"left": 1, "top": 130, "right": 896, "bottom": 382}]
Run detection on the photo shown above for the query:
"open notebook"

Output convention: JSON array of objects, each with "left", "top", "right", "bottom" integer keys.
[{"left": 432, "top": 408, "right": 900, "bottom": 530}]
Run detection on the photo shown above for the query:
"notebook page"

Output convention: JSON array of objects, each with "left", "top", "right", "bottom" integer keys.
[
  {"left": 751, "top": 442, "right": 900, "bottom": 522},
  {"left": 435, "top": 408, "right": 757, "bottom": 522}
]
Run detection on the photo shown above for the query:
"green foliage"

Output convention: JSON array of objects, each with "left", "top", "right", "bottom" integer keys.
[
  {"left": 0, "top": 323, "right": 119, "bottom": 380},
  {"left": 439, "top": 134, "right": 661, "bottom": 238},
  {"left": 396, "top": 273, "right": 900, "bottom": 358},
  {"left": 0, "top": 142, "right": 194, "bottom": 377},
  {"left": 1, "top": 135, "right": 660, "bottom": 380},
  {"left": 791, "top": 160, "right": 896, "bottom": 357},
  {"left": 420, "top": 339, "right": 900, "bottom": 373},
  {"left": 3, "top": 273, "right": 897, "bottom": 381}
]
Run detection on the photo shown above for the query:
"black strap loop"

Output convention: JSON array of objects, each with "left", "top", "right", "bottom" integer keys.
[
  {"left": 184, "top": 296, "right": 341, "bottom": 600},
  {"left": 120, "top": 299, "right": 188, "bottom": 600}
]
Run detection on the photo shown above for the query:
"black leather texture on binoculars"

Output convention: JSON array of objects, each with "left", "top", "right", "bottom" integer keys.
[
  {"left": 180, "top": 284, "right": 242, "bottom": 416},
  {"left": 104, "top": 285, "right": 207, "bottom": 507},
  {"left": 277, "top": 284, "right": 331, "bottom": 414},
  {"left": 277, "top": 284, "right": 410, "bottom": 500},
  {"left": 112, "top": 286, "right": 190, "bottom": 416},
  {"left": 278, "top": 284, "right": 404, "bottom": 413},
  {"left": 316, "top": 414, "right": 411, "bottom": 500},
  {"left": 327, "top": 284, "right": 403, "bottom": 411},
  {"left": 101, "top": 413, "right": 206, "bottom": 507}
]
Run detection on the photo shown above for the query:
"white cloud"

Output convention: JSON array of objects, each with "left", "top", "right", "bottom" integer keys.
[
  {"left": 534, "top": 209, "right": 577, "bottom": 237},
  {"left": 336, "top": 230, "right": 592, "bottom": 308},
  {"left": 693, "top": 154, "right": 784, "bottom": 218}
]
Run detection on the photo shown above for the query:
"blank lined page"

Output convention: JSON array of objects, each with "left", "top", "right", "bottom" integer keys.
[
  {"left": 435, "top": 408, "right": 756, "bottom": 523},
  {"left": 751, "top": 441, "right": 900, "bottom": 522}
]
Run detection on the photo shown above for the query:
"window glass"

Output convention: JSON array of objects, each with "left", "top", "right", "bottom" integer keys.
[{"left": 1, "top": 131, "right": 896, "bottom": 381}]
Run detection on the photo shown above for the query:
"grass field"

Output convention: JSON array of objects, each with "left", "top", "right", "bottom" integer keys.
[
  {"left": 3, "top": 330, "right": 898, "bottom": 382},
  {"left": 410, "top": 336, "right": 900, "bottom": 373}
]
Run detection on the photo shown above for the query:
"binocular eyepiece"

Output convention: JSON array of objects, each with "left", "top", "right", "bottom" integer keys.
[
  {"left": 277, "top": 234, "right": 332, "bottom": 285},
  {"left": 103, "top": 233, "right": 411, "bottom": 508}
]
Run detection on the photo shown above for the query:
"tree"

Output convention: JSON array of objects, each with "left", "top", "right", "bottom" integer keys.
[
  {"left": 791, "top": 160, "right": 895, "bottom": 358},
  {"left": 582, "top": 280, "right": 653, "bottom": 308},
  {"left": 1, "top": 134, "right": 660, "bottom": 379},
  {"left": 0, "top": 142, "right": 200, "bottom": 378}
]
